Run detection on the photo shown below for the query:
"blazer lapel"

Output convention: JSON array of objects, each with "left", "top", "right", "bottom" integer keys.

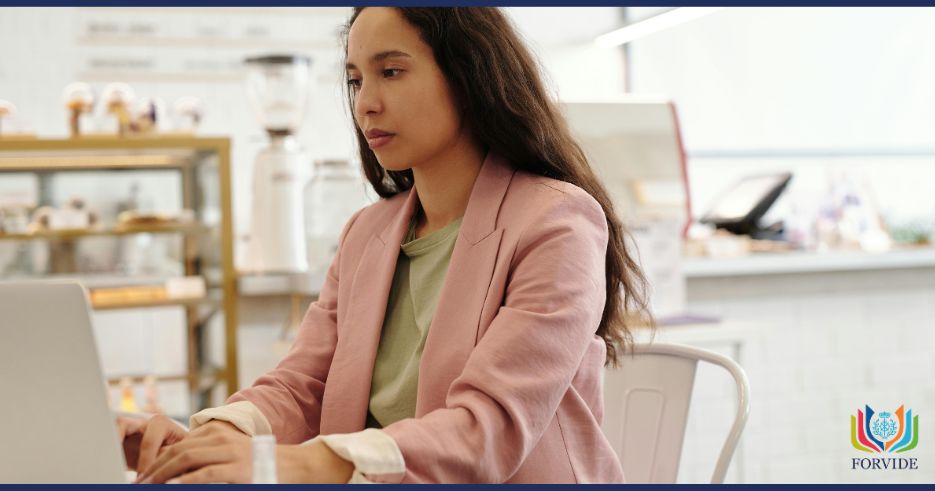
[
  {"left": 320, "top": 188, "right": 419, "bottom": 435},
  {"left": 416, "top": 153, "right": 516, "bottom": 415}
]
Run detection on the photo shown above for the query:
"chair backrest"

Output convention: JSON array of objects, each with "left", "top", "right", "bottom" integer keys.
[{"left": 602, "top": 342, "right": 750, "bottom": 483}]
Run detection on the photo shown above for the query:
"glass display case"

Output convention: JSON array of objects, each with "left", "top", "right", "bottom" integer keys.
[{"left": 0, "top": 136, "right": 237, "bottom": 413}]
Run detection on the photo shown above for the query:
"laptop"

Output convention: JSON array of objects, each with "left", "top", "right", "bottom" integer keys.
[{"left": 0, "top": 281, "right": 128, "bottom": 483}]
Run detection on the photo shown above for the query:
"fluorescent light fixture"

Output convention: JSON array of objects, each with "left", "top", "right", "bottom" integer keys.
[{"left": 595, "top": 7, "right": 724, "bottom": 48}]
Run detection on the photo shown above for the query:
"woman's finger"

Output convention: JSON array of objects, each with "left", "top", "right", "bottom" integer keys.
[
  {"left": 116, "top": 417, "right": 145, "bottom": 470},
  {"left": 115, "top": 416, "right": 143, "bottom": 441},
  {"left": 136, "top": 416, "right": 187, "bottom": 476},
  {"left": 138, "top": 433, "right": 229, "bottom": 481},
  {"left": 140, "top": 445, "right": 233, "bottom": 484},
  {"left": 136, "top": 419, "right": 170, "bottom": 475}
]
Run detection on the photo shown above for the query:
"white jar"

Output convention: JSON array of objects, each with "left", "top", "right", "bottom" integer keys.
[{"left": 304, "top": 159, "right": 372, "bottom": 276}]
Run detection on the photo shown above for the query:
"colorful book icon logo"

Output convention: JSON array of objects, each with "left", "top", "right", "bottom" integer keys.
[{"left": 851, "top": 405, "right": 919, "bottom": 453}]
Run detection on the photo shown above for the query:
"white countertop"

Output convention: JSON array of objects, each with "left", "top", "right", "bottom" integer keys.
[
  {"left": 237, "top": 247, "right": 935, "bottom": 294},
  {"left": 238, "top": 271, "right": 325, "bottom": 296},
  {"left": 683, "top": 246, "right": 935, "bottom": 278}
]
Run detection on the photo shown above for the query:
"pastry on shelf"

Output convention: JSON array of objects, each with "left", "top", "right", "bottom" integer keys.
[
  {"left": 89, "top": 276, "right": 205, "bottom": 308},
  {"left": 117, "top": 210, "right": 174, "bottom": 226},
  {"left": 116, "top": 209, "right": 195, "bottom": 228},
  {"left": 101, "top": 82, "right": 136, "bottom": 137},
  {"left": 63, "top": 82, "right": 95, "bottom": 137},
  {"left": 27, "top": 198, "right": 99, "bottom": 234},
  {"left": 91, "top": 285, "right": 166, "bottom": 302}
]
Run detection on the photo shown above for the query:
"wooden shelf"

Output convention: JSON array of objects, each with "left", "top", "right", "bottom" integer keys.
[
  {"left": 0, "top": 153, "right": 190, "bottom": 171},
  {"left": 0, "top": 135, "right": 229, "bottom": 151},
  {"left": 108, "top": 373, "right": 189, "bottom": 385},
  {"left": 107, "top": 367, "right": 226, "bottom": 390},
  {"left": 91, "top": 295, "right": 208, "bottom": 311},
  {"left": 0, "top": 222, "right": 209, "bottom": 241},
  {"left": 0, "top": 136, "right": 229, "bottom": 172},
  {"left": 2, "top": 136, "right": 239, "bottom": 407}
]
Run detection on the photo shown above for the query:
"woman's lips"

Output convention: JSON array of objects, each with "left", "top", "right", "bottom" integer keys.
[{"left": 367, "top": 134, "right": 394, "bottom": 149}]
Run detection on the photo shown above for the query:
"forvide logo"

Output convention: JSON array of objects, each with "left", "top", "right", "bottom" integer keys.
[
  {"left": 852, "top": 405, "right": 918, "bottom": 453},
  {"left": 850, "top": 405, "right": 919, "bottom": 471}
]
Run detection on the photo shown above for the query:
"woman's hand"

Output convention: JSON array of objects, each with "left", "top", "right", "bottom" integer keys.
[
  {"left": 116, "top": 414, "right": 187, "bottom": 472},
  {"left": 136, "top": 421, "right": 354, "bottom": 484},
  {"left": 133, "top": 419, "right": 242, "bottom": 483}
]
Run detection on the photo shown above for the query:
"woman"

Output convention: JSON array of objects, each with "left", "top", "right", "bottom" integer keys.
[{"left": 122, "top": 7, "right": 649, "bottom": 484}]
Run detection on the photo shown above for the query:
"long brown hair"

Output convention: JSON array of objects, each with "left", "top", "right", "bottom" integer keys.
[{"left": 343, "top": 7, "right": 651, "bottom": 365}]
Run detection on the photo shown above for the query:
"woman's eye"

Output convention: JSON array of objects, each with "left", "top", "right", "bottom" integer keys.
[{"left": 346, "top": 69, "right": 399, "bottom": 89}]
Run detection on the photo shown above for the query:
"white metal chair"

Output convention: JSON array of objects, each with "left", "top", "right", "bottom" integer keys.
[{"left": 602, "top": 342, "right": 750, "bottom": 483}]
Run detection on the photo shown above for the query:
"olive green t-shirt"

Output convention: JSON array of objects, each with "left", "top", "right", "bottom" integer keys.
[{"left": 367, "top": 215, "right": 463, "bottom": 428}]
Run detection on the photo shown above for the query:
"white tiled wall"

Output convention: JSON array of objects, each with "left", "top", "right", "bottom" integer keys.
[{"left": 678, "top": 268, "right": 935, "bottom": 483}]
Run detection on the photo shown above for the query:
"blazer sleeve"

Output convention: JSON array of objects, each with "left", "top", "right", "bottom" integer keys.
[
  {"left": 224, "top": 208, "right": 364, "bottom": 444},
  {"left": 380, "top": 190, "right": 609, "bottom": 483}
]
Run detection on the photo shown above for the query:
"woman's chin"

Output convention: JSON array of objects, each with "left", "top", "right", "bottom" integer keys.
[{"left": 374, "top": 155, "right": 412, "bottom": 173}]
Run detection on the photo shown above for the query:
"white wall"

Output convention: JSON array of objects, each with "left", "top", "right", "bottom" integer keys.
[
  {"left": 682, "top": 269, "right": 935, "bottom": 483},
  {"left": 506, "top": 7, "right": 627, "bottom": 100},
  {"left": 629, "top": 7, "right": 935, "bottom": 153}
]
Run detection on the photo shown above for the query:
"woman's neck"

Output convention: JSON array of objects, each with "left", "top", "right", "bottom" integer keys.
[{"left": 411, "top": 138, "right": 485, "bottom": 239}]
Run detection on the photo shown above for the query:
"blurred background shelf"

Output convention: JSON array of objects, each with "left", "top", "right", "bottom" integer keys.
[
  {"left": 0, "top": 136, "right": 237, "bottom": 413},
  {"left": 90, "top": 294, "right": 209, "bottom": 311},
  {"left": 0, "top": 222, "right": 209, "bottom": 241},
  {"left": 106, "top": 366, "right": 226, "bottom": 393}
]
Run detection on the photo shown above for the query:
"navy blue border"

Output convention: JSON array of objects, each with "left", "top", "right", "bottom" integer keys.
[
  {"left": 0, "top": 485, "right": 932, "bottom": 488},
  {"left": 3, "top": 1, "right": 935, "bottom": 6},
  {"left": 0, "top": 485, "right": 932, "bottom": 489}
]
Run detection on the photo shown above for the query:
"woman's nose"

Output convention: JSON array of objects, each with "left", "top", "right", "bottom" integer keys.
[{"left": 354, "top": 82, "right": 383, "bottom": 121}]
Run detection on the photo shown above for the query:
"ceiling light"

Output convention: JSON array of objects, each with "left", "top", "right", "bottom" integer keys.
[{"left": 595, "top": 7, "right": 724, "bottom": 48}]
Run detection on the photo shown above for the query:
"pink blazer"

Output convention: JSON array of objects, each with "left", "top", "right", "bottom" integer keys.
[{"left": 229, "top": 152, "right": 625, "bottom": 483}]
